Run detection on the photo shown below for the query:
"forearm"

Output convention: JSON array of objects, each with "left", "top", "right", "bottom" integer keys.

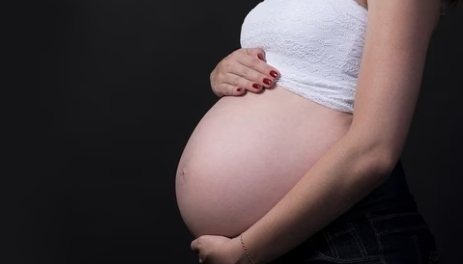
[{"left": 239, "top": 132, "right": 395, "bottom": 264}]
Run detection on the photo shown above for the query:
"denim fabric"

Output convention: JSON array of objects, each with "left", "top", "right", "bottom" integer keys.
[{"left": 270, "top": 159, "right": 440, "bottom": 264}]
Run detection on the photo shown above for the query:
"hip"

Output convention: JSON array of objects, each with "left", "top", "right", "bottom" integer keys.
[{"left": 271, "top": 159, "right": 440, "bottom": 264}]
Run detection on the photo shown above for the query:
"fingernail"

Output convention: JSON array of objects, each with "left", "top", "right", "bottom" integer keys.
[
  {"left": 270, "top": 71, "right": 279, "bottom": 78},
  {"left": 237, "top": 88, "right": 243, "bottom": 92},
  {"left": 252, "top": 83, "right": 261, "bottom": 89},
  {"left": 263, "top": 78, "right": 272, "bottom": 85},
  {"left": 258, "top": 54, "right": 264, "bottom": 60}
]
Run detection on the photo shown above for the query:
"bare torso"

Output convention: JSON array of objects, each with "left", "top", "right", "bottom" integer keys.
[{"left": 175, "top": 85, "right": 353, "bottom": 238}]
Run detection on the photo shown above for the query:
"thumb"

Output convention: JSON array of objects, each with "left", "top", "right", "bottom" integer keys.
[
  {"left": 191, "top": 237, "right": 201, "bottom": 254},
  {"left": 191, "top": 237, "right": 208, "bottom": 261}
]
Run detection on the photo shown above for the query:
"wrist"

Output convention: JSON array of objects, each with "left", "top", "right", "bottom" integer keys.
[
  {"left": 238, "top": 233, "right": 258, "bottom": 264},
  {"left": 230, "top": 236, "right": 251, "bottom": 264}
]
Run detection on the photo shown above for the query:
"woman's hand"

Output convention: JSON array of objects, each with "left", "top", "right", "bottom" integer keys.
[
  {"left": 210, "top": 48, "right": 280, "bottom": 97},
  {"left": 191, "top": 235, "right": 246, "bottom": 264}
]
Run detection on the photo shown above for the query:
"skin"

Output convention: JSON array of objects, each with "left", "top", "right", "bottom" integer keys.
[
  {"left": 191, "top": 0, "right": 441, "bottom": 263},
  {"left": 210, "top": 47, "right": 281, "bottom": 97},
  {"left": 176, "top": 85, "right": 354, "bottom": 238}
]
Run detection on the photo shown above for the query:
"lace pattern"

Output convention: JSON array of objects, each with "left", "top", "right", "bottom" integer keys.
[{"left": 240, "top": 0, "right": 368, "bottom": 113}]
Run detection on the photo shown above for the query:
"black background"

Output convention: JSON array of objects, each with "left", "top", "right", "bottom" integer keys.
[{"left": 23, "top": 0, "right": 462, "bottom": 263}]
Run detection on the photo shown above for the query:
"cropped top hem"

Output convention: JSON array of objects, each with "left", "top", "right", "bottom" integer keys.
[{"left": 276, "top": 79, "right": 355, "bottom": 114}]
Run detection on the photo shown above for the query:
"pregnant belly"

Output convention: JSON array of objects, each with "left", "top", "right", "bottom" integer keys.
[{"left": 175, "top": 85, "right": 353, "bottom": 238}]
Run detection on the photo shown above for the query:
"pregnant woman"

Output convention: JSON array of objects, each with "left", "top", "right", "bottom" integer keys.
[{"left": 176, "top": 0, "right": 457, "bottom": 263}]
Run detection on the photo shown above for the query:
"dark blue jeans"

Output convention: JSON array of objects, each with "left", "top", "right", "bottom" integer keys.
[{"left": 270, "top": 159, "right": 440, "bottom": 264}]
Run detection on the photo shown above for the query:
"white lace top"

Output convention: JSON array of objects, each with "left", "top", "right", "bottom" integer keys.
[{"left": 240, "top": 0, "right": 368, "bottom": 113}]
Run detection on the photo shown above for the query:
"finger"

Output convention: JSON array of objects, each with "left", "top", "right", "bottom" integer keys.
[
  {"left": 212, "top": 71, "right": 246, "bottom": 96},
  {"left": 247, "top": 47, "right": 266, "bottom": 62},
  {"left": 242, "top": 47, "right": 266, "bottom": 62},
  {"left": 213, "top": 68, "right": 255, "bottom": 95},
  {"left": 235, "top": 66, "right": 276, "bottom": 90},
  {"left": 191, "top": 238, "right": 201, "bottom": 254},
  {"left": 215, "top": 83, "right": 246, "bottom": 96},
  {"left": 220, "top": 52, "right": 278, "bottom": 89},
  {"left": 224, "top": 72, "right": 265, "bottom": 93},
  {"left": 238, "top": 54, "right": 280, "bottom": 81},
  {"left": 220, "top": 60, "right": 270, "bottom": 90},
  {"left": 191, "top": 238, "right": 209, "bottom": 263},
  {"left": 235, "top": 49, "right": 273, "bottom": 77}
]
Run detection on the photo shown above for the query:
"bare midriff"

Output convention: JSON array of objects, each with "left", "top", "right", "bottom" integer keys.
[{"left": 175, "top": 84, "right": 354, "bottom": 238}]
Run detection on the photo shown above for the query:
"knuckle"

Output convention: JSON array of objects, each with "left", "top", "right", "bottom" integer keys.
[
  {"left": 213, "top": 72, "right": 223, "bottom": 83},
  {"left": 221, "top": 60, "right": 232, "bottom": 71},
  {"left": 241, "top": 67, "right": 250, "bottom": 78},
  {"left": 240, "top": 48, "right": 248, "bottom": 55},
  {"left": 231, "top": 50, "right": 242, "bottom": 59},
  {"left": 232, "top": 75, "right": 241, "bottom": 87},
  {"left": 248, "top": 58, "right": 260, "bottom": 68}
]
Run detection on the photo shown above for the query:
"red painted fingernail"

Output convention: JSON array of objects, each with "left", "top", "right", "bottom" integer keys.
[
  {"left": 270, "top": 71, "right": 279, "bottom": 78},
  {"left": 252, "top": 83, "right": 261, "bottom": 89},
  {"left": 263, "top": 78, "right": 272, "bottom": 85},
  {"left": 258, "top": 54, "right": 264, "bottom": 60},
  {"left": 237, "top": 88, "right": 243, "bottom": 92}
]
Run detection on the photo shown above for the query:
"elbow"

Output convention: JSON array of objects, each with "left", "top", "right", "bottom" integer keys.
[
  {"left": 348, "top": 135, "right": 402, "bottom": 180},
  {"left": 370, "top": 148, "right": 399, "bottom": 178}
]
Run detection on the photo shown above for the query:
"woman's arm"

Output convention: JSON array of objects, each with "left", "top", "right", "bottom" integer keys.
[{"left": 238, "top": 0, "right": 441, "bottom": 263}]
